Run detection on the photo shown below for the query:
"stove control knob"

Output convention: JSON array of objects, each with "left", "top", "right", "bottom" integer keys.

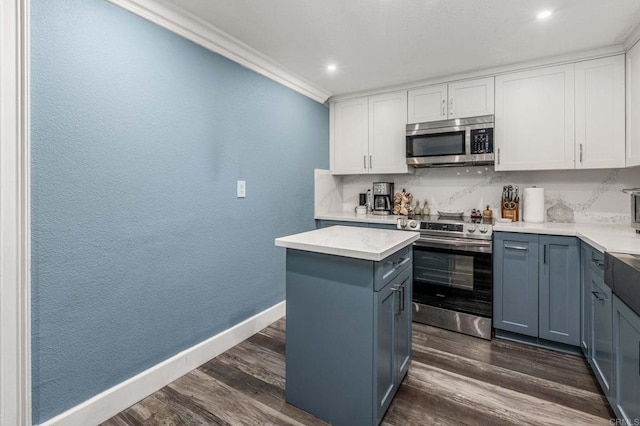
[
  {"left": 479, "top": 226, "right": 489, "bottom": 234},
  {"left": 399, "top": 218, "right": 408, "bottom": 228},
  {"left": 409, "top": 220, "right": 418, "bottom": 229},
  {"left": 467, "top": 225, "right": 476, "bottom": 233}
]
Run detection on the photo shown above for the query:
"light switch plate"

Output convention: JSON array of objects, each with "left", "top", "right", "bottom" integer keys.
[{"left": 237, "top": 180, "right": 246, "bottom": 198}]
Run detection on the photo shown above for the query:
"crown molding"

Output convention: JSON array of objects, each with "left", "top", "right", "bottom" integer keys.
[
  {"left": 624, "top": 22, "right": 640, "bottom": 51},
  {"left": 106, "top": 0, "right": 332, "bottom": 104},
  {"left": 0, "top": 0, "right": 31, "bottom": 425}
]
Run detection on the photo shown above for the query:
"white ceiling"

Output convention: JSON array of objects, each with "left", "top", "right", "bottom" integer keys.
[{"left": 153, "top": 0, "right": 640, "bottom": 97}]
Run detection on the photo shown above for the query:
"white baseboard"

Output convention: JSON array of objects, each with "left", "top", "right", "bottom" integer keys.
[{"left": 40, "top": 301, "right": 286, "bottom": 426}]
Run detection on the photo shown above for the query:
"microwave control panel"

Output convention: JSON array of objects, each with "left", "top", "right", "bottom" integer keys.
[{"left": 471, "top": 128, "right": 494, "bottom": 154}]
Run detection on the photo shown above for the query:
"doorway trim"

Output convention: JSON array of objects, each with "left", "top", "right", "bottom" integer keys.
[{"left": 0, "top": 0, "right": 31, "bottom": 425}]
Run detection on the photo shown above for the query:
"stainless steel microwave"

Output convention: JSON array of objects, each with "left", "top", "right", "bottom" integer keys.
[
  {"left": 406, "top": 115, "right": 494, "bottom": 167},
  {"left": 622, "top": 188, "right": 640, "bottom": 233}
]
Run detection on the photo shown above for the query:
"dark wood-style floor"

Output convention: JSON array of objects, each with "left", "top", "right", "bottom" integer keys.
[{"left": 103, "top": 319, "right": 613, "bottom": 425}]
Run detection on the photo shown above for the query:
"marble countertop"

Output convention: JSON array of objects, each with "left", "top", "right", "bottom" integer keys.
[
  {"left": 494, "top": 222, "right": 640, "bottom": 254},
  {"left": 275, "top": 226, "right": 419, "bottom": 261},
  {"left": 315, "top": 211, "right": 640, "bottom": 255}
]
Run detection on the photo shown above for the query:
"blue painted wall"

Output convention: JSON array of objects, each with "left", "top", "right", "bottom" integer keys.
[{"left": 30, "top": 0, "right": 328, "bottom": 422}]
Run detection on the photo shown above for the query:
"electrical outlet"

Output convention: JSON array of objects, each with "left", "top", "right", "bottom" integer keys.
[{"left": 237, "top": 180, "right": 246, "bottom": 198}]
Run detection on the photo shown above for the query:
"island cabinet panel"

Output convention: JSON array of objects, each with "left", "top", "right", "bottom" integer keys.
[
  {"left": 613, "top": 296, "right": 640, "bottom": 425},
  {"left": 285, "top": 247, "right": 412, "bottom": 426},
  {"left": 493, "top": 232, "right": 540, "bottom": 337},
  {"left": 538, "top": 235, "right": 580, "bottom": 346}
]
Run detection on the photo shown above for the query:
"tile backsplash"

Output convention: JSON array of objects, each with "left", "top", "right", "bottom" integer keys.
[{"left": 316, "top": 166, "right": 640, "bottom": 223}]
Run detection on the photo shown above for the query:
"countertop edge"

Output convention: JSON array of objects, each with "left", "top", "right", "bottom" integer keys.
[{"left": 275, "top": 232, "right": 419, "bottom": 261}]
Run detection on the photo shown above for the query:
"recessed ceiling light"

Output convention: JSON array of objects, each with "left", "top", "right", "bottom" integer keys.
[
  {"left": 536, "top": 10, "right": 553, "bottom": 20},
  {"left": 327, "top": 64, "right": 337, "bottom": 72}
]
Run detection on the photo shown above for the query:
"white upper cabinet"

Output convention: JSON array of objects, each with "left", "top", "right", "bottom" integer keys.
[
  {"left": 447, "top": 77, "right": 495, "bottom": 119},
  {"left": 331, "top": 97, "right": 369, "bottom": 174},
  {"left": 407, "top": 77, "right": 494, "bottom": 124},
  {"left": 495, "top": 64, "right": 576, "bottom": 171},
  {"left": 331, "top": 91, "right": 408, "bottom": 175},
  {"left": 575, "top": 55, "right": 625, "bottom": 169},
  {"left": 627, "top": 42, "right": 640, "bottom": 167},
  {"left": 368, "top": 91, "right": 409, "bottom": 174},
  {"left": 407, "top": 84, "right": 447, "bottom": 123}
]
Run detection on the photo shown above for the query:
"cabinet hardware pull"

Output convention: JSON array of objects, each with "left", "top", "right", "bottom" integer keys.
[
  {"left": 504, "top": 244, "right": 527, "bottom": 251},
  {"left": 442, "top": 99, "right": 446, "bottom": 116},
  {"left": 592, "top": 291, "right": 608, "bottom": 302},
  {"left": 363, "top": 155, "right": 366, "bottom": 170},
  {"left": 579, "top": 144, "right": 584, "bottom": 163},
  {"left": 392, "top": 286, "right": 402, "bottom": 315},
  {"left": 592, "top": 259, "right": 604, "bottom": 269},
  {"left": 400, "top": 285, "right": 405, "bottom": 312},
  {"left": 449, "top": 99, "right": 453, "bottom": 115},
  {"left": 369, "top": 155, "right": 372, "bottom": 169},
  {"left": 498, "top": 148, "right": 501, "bottom": 165}
]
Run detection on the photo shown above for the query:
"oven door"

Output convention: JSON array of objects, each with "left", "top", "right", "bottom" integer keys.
[{"left": 412, "top": 238, "right": 492, "bottom": 318}]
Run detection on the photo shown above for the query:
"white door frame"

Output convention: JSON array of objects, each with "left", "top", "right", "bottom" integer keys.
[{"left": 0, "top": 0, "right": 31, "bottom": 425}]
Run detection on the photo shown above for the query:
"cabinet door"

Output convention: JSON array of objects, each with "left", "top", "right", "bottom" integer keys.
[
  {"left": 493, "top": 233, "right": 539, "bottom": 337},
  {"left": 495, "top": 64, "right": 575, "bottom": 171},
  {"left": 448, "top": 77, "right": 495, "bottom": 119},
  {"left": 538, "top": 236, "right": 580, "bottom": 346},
  {"left": 591, "top": 274, "right": 613, "bottom": 397},
  {"left": 575, "top": 55, "right": 625, "bottom": 169},
  {"left": 331, "top": 97, "right": 369, "bottom": 174},
  {"left": 407, "top": 84, "right": 448, "bottom": 123},
  {"left": 627, "top": 41, "right": 640, "bottom": 167},
  {"left": 369, "top": 91, "right": 409, "bottom": 174},
  {"left": 394, "top": 268, "right": 412, "bottom": 382},
  {"left": 613, "top": 296, "right": 640, "bottom": 425},
  {"left": 375, "top": 281, "right": 397, "bottom": 423},
  {"left": 580, "top": 242, "right": 593, "bottom": 357}
]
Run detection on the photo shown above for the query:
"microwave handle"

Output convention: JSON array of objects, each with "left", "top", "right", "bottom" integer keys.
[{"left": 622, "top": 188, "right": 640, "bottom": 194}]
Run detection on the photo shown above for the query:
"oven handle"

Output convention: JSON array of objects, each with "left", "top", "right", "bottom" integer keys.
[{"left": 413, "top": 236, "right": 492, "bottom": 253}]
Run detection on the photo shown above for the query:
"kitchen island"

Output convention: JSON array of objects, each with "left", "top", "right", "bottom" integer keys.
[{"left": 275, "top": 226, "right": 419, "bottom": 426}]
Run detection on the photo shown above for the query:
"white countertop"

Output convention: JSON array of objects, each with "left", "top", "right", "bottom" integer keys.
[
  {"left": 315, "top": 211, "right": 640, "bottom": 255},
  {"left": 275, "top": 226, "right": 420, "bottom": 261},
  {"left": 494, "top": 221, "right": 640, "bottom": 254}
]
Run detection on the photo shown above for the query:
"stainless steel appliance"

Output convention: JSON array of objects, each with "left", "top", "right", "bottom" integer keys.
[
  {"left": 622, "top": 188, "right": 640, "bottom": 233},
  {"left": 372, "top": 182, "right": 393, "bottom": 215},
  {"left": 406, "top": 115, "right": 494, "bottom": 167},
  {"left": 397, "top": 215, "right": 493, "bottom": 339}
]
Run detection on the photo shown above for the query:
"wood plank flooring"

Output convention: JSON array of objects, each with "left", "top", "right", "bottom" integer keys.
[{"left": 103, "top": 319, "right": 613, "bottom": 425}]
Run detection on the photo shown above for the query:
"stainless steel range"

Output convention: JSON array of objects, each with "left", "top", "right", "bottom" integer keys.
[{"left": 397, "top": 215, "right": 493, "bottom": 340}]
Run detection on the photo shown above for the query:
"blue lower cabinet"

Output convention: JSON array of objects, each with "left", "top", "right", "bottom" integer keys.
[
  {"left": 538, "top": 235, "right": 580, "bottom": 346},
  {"left": 613, "top": 296, "right": 640, "bottom": 424},
  {"left": 591, "top": 270, "right": 614, "bottom": 397},
  {"left": 493, "top": 232, "right": 540, "bottom": 337},
  {"left": 285, "top": 247, "right": 412, "bottom": 426},
  {"left": 580, "top": 242, "right": 595, "bottom": 357},
  {"left": 493, "top": 232, "right": 580, "bottom": 347}
]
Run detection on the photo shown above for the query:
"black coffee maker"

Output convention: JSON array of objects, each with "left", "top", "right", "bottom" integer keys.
[{"left": 372, "top": 182, "right": 394, "bottom": 215}]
